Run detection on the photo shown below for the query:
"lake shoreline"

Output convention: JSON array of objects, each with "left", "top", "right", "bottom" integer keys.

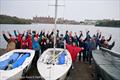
[
  {"left": 1, "top": 23, "right": 120, "bottom": 28},
  {"left": 95, "top": 25, "right": 120, "bottom": 28}
]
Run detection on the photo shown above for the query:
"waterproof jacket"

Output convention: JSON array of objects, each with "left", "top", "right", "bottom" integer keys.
[{"left": 66, "top": 44, "right": 83, "bottom": 62}]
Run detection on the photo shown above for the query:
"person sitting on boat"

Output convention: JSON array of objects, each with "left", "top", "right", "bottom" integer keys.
[
  {"left": 99, "top": 35, "right": 112, "bottom": 47},
  {"left": 2, "top": 31, "right": 16, "bottom": 52},
  {"left": 102, "top": 40, "right": 115, "bottom": 50}
]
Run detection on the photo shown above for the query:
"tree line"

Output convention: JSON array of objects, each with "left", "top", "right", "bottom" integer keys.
[
  {"left": 0, "top": 15, "right": 31, "bottom": 24},
  {"left": 95, "top": 20, "right": 120, "bottom": 27}
]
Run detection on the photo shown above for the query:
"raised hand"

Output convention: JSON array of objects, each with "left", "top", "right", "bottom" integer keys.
[
  {"left": 110, "top": 34, "right": 112, "bottom": 37},
  {"left": 17, "top": 30, "right": 20, "bottom": 34},
  {"left": 7, "top": 31, "right": 10, "bottom": 34},
  {"left": 2, "top": 31, "right": 5, "bottom": 34}
]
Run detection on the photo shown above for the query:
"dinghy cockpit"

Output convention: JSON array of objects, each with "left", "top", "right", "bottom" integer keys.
[
  {"left": 40, "top": 50, "right": 68, "bottom": 65},
  {"left": 0, "top": 52, "right": 30, "bottom": 70}
]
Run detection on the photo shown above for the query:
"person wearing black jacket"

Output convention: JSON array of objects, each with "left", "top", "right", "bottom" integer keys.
[
  {"left": 65, "top": 31, "right": 74, "bottom": 45},
  {"left": 78, "top": 38, "right": 85, "bottom": 62}
]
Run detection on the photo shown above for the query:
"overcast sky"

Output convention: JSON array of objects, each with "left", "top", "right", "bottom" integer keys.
[{"left": 0, "top": 0, "right": 120, "bottom": 21}]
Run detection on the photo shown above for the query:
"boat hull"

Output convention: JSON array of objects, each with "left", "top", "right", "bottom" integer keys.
[
  {"left": 37, "top": 48, "right": 72, "bottom": 80},
  {"left": 0, "top": 49, "right": 35, "bottom": 80},
  {"left": 92, "top": 48, "right": 120, "bottom": 80}
]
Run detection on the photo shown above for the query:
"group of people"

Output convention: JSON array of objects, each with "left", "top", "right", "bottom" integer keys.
[
  {"left": 64, "top": 30, "right": 115, "bottom": 65},
  {"left": 2, "top": 29, "right": 115, "bottom": 65}
]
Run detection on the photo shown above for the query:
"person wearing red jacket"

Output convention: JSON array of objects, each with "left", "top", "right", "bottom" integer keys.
[
  {"left": 20, "top": 36, "right": 28, "bottom": 49},
  {"left": 66, "top": 42, "right": 84, "bottom": 69},
  {"left": 17, "top": 31, "right": 28, "bottom": 49},
  {"left": 27, "top": 33, "right": 32, "bottom": 49},
  {"left": 66, "top": 43, "right": 84, "bottom": 63}
]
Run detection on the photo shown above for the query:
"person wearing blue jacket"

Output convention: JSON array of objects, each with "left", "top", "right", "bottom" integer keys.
[
  {"left": 32, "top": 36, "right": 41, "bottom": 66},
  {"left": 32, "top": 37, "right": 40, "bottom": 51}
]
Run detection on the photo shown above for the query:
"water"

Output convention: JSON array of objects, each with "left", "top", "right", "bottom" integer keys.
[{"left": 0, "top": 24, "right": 120, "bottom": 53}]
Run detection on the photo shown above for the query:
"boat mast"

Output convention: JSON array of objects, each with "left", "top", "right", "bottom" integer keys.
[{"left": 54, "top": 0, "right": 58, "bottom": 52}]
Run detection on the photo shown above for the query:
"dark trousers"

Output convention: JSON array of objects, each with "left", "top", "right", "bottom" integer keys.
[
  {"left": 87, "top": 51, "right": 92, "bottom": 65},
  {"left": 83, "top": 50, "right": 87, "bottom": 62},
  {"left": 32, "top": 50, "right": 39, "bottom": 67},
  {"left": 79, "top": 50, "right": 87, "bottom": 62},
  {"left": 79, "top": 52, "right": 81, "bottom": 61},
  {"left": 86, "top": 51, "right": 89, "bottom": 62}
]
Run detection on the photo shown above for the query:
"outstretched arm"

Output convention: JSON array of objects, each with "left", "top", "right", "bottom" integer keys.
[
  {"left": 7, "top": 31, "right": 12, "bottom": 37},
  {"left": 108, "top": 41, "right": 115, "bottom": 50},
  {"left": 14, "top": 30, "right": 18, "bottom": 37},
  {"left": 98, "top": 32, "right": 101, "bottom": 39},
  {"left": 107, "top": 35, "right": 112, "bottom": 42},
  {"left": 21, "top": 31, "right": 25, "bottom": 38},
  {"left": 79, "top": 33, "right": 83, "bottom": 39},
  {"left": 2, "top": 31, "right": 9, "bottom": 42}
]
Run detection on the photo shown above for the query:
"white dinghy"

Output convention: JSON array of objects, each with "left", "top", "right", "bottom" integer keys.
[
  {"left": 37, "top": 0, "right": 72, "bottom": 80},
  {"left": 0, "top": 49, "right": 35, "bottom": 80},
  {"left": 37, "top": 48, "right": 72, "bottom": 80}
]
